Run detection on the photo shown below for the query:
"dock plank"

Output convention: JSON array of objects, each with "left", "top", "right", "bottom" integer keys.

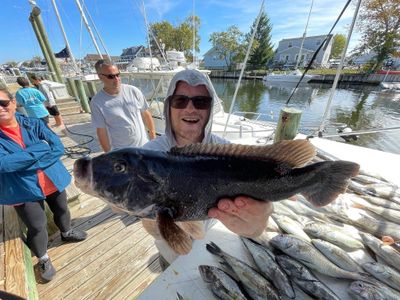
[
  {"left": 41, "top": 226, "right": 155, "bottom": 299},
  {"left": 111, "top": 258, "right": 161, "bottom": 300},
  {"left": 0, "top": 206, "right": 5, "bottom": 290},
  {"left": 3, "top": 206, "right": 28, "bottom": 298},
  {"left": 68, "top": 235, "right": 158, "bottom": 300}
]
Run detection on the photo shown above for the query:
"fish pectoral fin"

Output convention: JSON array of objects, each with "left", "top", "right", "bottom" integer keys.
[
  {"left": 177, "top": 221, "right": 206, "bottom": 240},
  {"left": 156, "top": 208, "right": 192, "bottom": 255}
]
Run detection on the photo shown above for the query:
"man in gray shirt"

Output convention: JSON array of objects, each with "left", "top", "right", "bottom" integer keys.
[{"left": 90, "top": 59, "right": 156, "bottom": 152}]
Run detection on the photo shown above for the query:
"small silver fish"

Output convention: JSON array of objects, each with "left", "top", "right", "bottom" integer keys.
[
  {"left": 304, "top": 222, "right": 364, "bottom": 250},
  {"left": 362, "top": 262, "right": 400, "bottom": 292},
  {"left": 198, "top": 265, "right": 249, "bottom": 300},
  {"left": 348, "top": 280, "right": 400, "bottom": 300},
  {"left": 360, "top": 232, "right": 400, "bottom": 273},
  {"left": 311, "top": 239, "right": 362, "bottom": 272},
  {"left": 270, "top": 234, "right": 372, "bottom": 282},
  {"left": 241, "top": 238, "right": 295, "bottom": 299},
  {"left": 271, "top": 214, "right": 311, "bottom": 242},
  {"left": 276, "top": 255, "right": 340, "bottom": 300},
  {"left": 206, "top": 242, "right": 279, "bottom": 300}
]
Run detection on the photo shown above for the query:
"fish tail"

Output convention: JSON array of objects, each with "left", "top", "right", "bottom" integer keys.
[
  {"left": 302, "top": 161, "right": 360, "bottom": 207},
  {"left": 206, "top": 242, "right": 223, "bottom": 257}
]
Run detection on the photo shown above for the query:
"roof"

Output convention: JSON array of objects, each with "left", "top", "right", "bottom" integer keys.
[{"left": 279, "top": 34, "right": 332, "bottom": 42}]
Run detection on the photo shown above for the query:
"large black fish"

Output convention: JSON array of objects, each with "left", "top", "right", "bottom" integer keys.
[{"left": 73, "top": 140, "right": 359, "bottom": 254}]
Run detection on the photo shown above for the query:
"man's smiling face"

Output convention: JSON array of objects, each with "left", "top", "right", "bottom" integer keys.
[{"left": 170, "top": 81, "right": 211, "bottom": 146}]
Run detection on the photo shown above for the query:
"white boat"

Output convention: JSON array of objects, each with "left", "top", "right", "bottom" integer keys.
[
  {"left": 380, "top": 81, "right": 400, "bottom": 90},
  {"left": 262, "top": 69, "right": 315, "bottom": 83}
]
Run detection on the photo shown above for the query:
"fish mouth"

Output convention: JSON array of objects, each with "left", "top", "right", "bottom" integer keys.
[{"left": 73, "top": 156, "right": 93, "bottom": 193}]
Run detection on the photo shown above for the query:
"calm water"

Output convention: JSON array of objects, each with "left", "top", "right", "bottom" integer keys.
[{"left": 211, "top": 78, "right": 400, "bottom": 155}]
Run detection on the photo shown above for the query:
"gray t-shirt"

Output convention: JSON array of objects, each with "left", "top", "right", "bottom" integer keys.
[{"left": 91, "top": 84, "right": 150, "bottom": 149}]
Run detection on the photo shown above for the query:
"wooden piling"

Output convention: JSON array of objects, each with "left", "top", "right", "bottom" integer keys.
[{"left": 274, "top": 107, "right": 302, "bottom": 143}]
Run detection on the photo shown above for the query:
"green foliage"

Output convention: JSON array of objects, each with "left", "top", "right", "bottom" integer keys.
[
  {"left": 209, "top": 25, "right": 244, "bottom": 70},
  {"left": 5, "top": 61, "right": 17, "bottom": 67},
  {"left": 355, "top": 0, "right": 400, "bottom": 72},
  {"left": 246, "top": 10, "right": 274, "bottom": 70},
  {"left": 330, "top": 34, "right": 346, "bottom": 59},
  {"left": 149, "top": 16, "right": 200, "bottom": 62}
]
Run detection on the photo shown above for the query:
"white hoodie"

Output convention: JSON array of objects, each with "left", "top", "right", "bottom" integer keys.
[{"left": 142, "top": 69, "right": 228, "bottom": 263}]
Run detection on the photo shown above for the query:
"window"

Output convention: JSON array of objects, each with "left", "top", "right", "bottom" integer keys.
[{"left": 288, "top": 42, "right": 292, "bottom": 48}]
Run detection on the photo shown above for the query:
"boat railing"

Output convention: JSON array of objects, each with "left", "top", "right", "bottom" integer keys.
[{"left": 231, "top": 110, "right": 275, "bottom": 124}]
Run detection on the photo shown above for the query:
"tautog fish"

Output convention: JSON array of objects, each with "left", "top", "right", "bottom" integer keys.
[{"left": 73, "top": 140, "right": 359, "bottom": 255}]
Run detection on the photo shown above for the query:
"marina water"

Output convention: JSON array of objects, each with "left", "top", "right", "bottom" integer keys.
[{"left": 211, "top": 78, "right": 400, "bottom": 155}]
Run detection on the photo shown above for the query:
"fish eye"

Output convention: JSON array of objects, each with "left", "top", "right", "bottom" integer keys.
[{"left": 114, "top": 161, "right": 127, "bottom": 173}]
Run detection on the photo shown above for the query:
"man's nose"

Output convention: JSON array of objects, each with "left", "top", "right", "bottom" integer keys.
[{"left": 185, "top": 99, "right": 197, "bottom": 111}]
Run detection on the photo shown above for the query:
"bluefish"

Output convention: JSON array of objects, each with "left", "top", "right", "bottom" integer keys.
[{"left": 74, "top": 140, "right": 359, "bottom": 254}]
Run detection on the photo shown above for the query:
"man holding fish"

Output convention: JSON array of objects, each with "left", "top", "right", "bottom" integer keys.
[{"left": 140, "top": 69, "right": 272, "bottom": 265}]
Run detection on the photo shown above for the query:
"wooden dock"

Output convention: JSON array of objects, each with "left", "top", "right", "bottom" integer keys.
[{"left": 1, "top": 113, "right": 162, "bottom": 299}]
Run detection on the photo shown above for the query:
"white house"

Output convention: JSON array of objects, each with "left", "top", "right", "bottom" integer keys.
[
  {"left": 273, "top": 34, "right": 333, "bottom": 68},
  {"left": 203, "top": 46, "right": 234, "bottom": 70}
]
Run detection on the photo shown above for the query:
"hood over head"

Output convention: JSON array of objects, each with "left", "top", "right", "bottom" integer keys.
[{"left": 162, "top": 69, "right": 223, "bottom": 147}]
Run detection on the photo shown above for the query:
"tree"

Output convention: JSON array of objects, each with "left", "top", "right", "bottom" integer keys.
[
  {"left": 149, "top": 16, "right": 200, "bottom": 61},
  {"left": 355, "top": 0, "right": 400, "bottom": 72},
  {"left": 246, "top": 10, "right": 274, "bottom": 70},
  {"left": 5, "top": 61, "right": 17, "bottom": 67},
  {"left": 209, "top": 25, "right": 245, "bottom": 70},
  {"left": 330, "top": 34, "right": 346, "bottom": 59}
]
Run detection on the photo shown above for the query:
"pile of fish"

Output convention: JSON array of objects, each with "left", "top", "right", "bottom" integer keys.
[{"left": 199, "top": 169, "right": 400, "bottom": 300}]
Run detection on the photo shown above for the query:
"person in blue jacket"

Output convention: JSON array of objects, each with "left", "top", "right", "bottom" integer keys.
[{"left": 0, "top": 87, "right": 87, "bottom": 283}]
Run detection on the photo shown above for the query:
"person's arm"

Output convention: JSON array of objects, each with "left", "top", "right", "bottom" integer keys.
[
  {"left": 208, "top": 196, "right": 273, "bottom": 238},
  {"left": 141, "top": 110, "right": 156, "bottom": 140},
  {"left": 96, "top": 127, "right": 111, "bottom": 152}
]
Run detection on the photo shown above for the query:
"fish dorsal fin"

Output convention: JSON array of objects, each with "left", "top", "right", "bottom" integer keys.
[{"left": 170, "top": 139, "right": 316, "bottom": 168}]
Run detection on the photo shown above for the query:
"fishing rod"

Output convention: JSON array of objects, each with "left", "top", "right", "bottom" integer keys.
[{"left": 285, "top": 0, "right": 352, "bottom": 106}]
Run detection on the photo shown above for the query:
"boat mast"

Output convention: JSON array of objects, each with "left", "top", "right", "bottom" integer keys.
[
  {"left": 74, "top": 0, "right": 103, "bottom": 59},
  {"left": 295, "top": 0, "right": 314, "bottom": 70},
  {"left": 317, "top": 0, "right": 362, "bottom": 136},
  {"left": 192, "top": 0, "right": 196, "bottom": 66},
  {"left": 223, "top": 0, "right": 265, "bottom": 137},
  {"left": 141, "top": 0, "right": 154, "bottom": 70},
  {"left": 50, "top": 0, "right": 80, "bottom": 74}
]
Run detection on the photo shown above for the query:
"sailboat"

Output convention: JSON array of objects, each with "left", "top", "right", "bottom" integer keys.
[{"left": 263, "top": 0, "right": 316, "bottom": 84}]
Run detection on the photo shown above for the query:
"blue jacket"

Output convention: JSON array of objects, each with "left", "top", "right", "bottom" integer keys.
[{"left": 0, "top": 113, "right": 71, "bottom": 205}]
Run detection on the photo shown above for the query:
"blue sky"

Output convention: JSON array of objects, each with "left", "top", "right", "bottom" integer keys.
[{"left": 0, "top": 0, "right": 360, "bottom": 64}]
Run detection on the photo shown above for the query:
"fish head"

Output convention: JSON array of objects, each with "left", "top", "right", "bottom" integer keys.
[
  {"left": 270, "top": 234, "right": 296, "bottom": 252},
  {"left": 348, "top": 281, "right": 381, "bottom": 299},
  {"left": 198, "top": 265, "right": 216, "bottom": 283},
  {"left": 276, "top": 255, "right": 304, "bottom": 278},
  {"left": 73, "top": 148, "right": 160, "bottom": 217}
]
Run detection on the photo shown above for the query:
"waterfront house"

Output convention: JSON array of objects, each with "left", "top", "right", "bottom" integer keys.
[
  {"left": 203, "top": 46, "right": 235, "bottom": 70},
  {"left": 272, "top": 34, "right": 333, "bottom": 69}
]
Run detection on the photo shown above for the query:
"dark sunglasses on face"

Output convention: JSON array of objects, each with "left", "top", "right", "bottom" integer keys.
[
  {"left": 101, "top": 73, "right": 120, "bottom": 79},
  {"left": 0, "top": 99, "right": 12, "bottom": 108},
  {"left": 169, "top": 95, "right": 212, "bottom": 110}
]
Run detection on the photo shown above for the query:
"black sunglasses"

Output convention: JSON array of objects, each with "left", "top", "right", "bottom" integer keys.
[
  {"left": 101, "top": 73, "right": 120, "bottom": 79},
  {"left": 169, "top": 95, "right": 212, "bottom": 110},
  {"left": 0, "top": 99, "right": 12, "bottom": 108}
]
